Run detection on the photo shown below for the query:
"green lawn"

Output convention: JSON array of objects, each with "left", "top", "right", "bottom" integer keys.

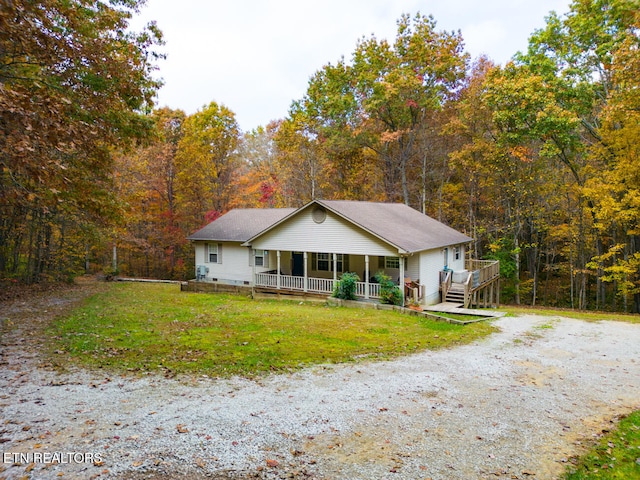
[
  {"left": 565, "top": 411, "right": 640, "bottom": 479},
  {"left": 47, "top": 282, "right": 496, "bottom": 377}
]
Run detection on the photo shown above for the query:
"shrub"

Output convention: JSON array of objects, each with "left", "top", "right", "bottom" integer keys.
[
  {"left": 333, "top": 272, "right": 360, "bottom": 300},
  {"left": 375, "top": 271, "right": 403, "bottom": 305}
]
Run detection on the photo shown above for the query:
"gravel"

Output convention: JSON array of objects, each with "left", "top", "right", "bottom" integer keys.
[{"left": 1, "top": 289, "right": 639, "bottom": 479}]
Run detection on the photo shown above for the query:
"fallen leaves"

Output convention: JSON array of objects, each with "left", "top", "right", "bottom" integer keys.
[{"left": 176, "top": 424, "right": 189, "bottom": 434}]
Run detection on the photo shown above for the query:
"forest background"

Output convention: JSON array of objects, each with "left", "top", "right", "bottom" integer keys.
[{"left": 1, "top": 0, "right": 639, "bottom": 312}]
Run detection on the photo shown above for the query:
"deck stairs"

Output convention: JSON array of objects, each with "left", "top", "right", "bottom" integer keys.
[{"left": 444, "top": 282, "right": 465, "bottom": 306}]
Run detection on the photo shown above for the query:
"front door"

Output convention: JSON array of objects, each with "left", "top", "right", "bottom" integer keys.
[{"left": 292, "top": 252, "right": 304, "bottom": 277}]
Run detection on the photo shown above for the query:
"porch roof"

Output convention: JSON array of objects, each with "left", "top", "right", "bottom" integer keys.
[{"left": 187, "top": 208, "right": 296, "bottom": 242}]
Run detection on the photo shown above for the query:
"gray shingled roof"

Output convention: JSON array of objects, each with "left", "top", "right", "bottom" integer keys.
[
  {"left": 315, "top": 200, "right": 472, "bottom": 253},
  {"left": 187, "top": 208, "right": 296, "bottom": 242}
]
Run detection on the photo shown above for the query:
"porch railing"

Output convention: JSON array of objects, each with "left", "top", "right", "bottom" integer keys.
[
  {"left": 307, "top": 277, "right": 334, "bottom": 294},
  {"left": 255, "top": 273, "right": 381, "bottom": 299},
  {"left": 465, "top": 259, "right": 500, "bottom": 289}
]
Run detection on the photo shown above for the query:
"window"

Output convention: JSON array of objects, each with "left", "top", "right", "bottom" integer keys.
[
  {"left": 385, "top": 256, "right": 400, "bottom": 269},
  {"left": 254, "top": 249, "right": 267, "bottom": 267},
  {"left": 317, "top": 252, "right": 330, "bottom": 271},
  {"left": 207, "top": 243, "right": 221, "bottom": 264},
  {"left": 454, "top": 246, "right": 461, "bottom": 260},
  {"left": 314, "top": 253, "right": 347, "bottom": 272}
]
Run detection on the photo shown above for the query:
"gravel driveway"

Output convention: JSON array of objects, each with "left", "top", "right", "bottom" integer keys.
[{"left": 1, "top": 288, "right": 639, "bottom": 479}]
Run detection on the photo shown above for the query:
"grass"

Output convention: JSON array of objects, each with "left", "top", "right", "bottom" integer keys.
[
  {"left": 47, "top": 282, "right": 496, "bottom": 377},
  {"left": 500, "top": 305, "right": 640, "bottom": 324},
  {"left": 565, "top": 411, "right": 640, "bottom": 479}
]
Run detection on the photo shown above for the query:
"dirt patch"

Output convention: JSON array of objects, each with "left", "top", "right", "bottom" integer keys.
[{"left": 0, "top": 283, "right": 639, "bottom": 479}]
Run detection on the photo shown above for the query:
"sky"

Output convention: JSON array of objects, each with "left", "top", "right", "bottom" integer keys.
[{"left": 130, "top": 0, "right": 573, "bottom": 133}]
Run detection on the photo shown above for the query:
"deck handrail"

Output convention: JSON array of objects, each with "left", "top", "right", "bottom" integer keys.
[
  {"left": 440, "top": 269, "right": 452, "bottom": 301},
  {"left": 463, "top": 271, "right": 473, "bottom": 308},
  {"left": 465, "top": 259, "right": 499, "bottom": 288}
]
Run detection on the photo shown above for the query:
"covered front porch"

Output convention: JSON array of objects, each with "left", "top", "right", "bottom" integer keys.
[{"left": 252, "top": 251, "right": 406, "bottom": 301}]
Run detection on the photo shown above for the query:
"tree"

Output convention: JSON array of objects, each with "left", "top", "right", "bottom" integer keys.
[
  {"left": 114, "top": 108, "right": 189, "bottom": 279},
  {"left": 231, "top": 122, "right": 288, "bottom": 208},
  {"left": 288, "top": 13, "right": 468, "bottom": 207},
  {"left": 585, "top": 8, "right": 640, "bottom": 311},
  {"left": 0, "top": 0, "right": 163, "bottom": 282},
  {"left": 352, "top": 13, "right": 468, "bottom": 205},
  {"left": 175, "top": 102, "right": 241, "bottom": 229},
  {"left": 513, "top": 0, "right": 640, "bottom": 309}
]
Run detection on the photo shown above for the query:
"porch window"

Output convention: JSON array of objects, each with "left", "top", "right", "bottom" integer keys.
[
  {"left": 207, "top": 243, "right": 221, "bottom": 264},
  {"left": 254, "top": 249, "right": 267, "bottom": 267},
  {"left": 313, "top": 253, "right": 347, "bottom": 272},
  {"left": 317, "top": 252, "right": 330, "bottom": 271},
  {"left": 384, "top": 256, "right": 400, "bottom": 269}
]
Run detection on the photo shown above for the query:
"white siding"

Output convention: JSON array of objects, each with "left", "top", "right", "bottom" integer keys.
[
  {"left": 194, "top": 241, "right": 255, "bottom": 284},
  {"left": 419, "top": 249, "right": 444, "bottom": 305},
  {"left": 450, "top": 244, "right": 465, "bottom": 272},
  {"left": 250, "top": 209, "right": 398, "bottom": 256},
  {"left": 406, "top": 256, "right": 420, "bottom": 283}
]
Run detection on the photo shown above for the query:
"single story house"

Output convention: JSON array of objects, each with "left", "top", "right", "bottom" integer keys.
[{"left": 187, "top": 200, "right": 499, "bottom": 307}]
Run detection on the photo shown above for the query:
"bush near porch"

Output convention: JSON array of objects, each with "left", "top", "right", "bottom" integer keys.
[{"left": 48, "top": 282, "right": 496, "bottom": 378}]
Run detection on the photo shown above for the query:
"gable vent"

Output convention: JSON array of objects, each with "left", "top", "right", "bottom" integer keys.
[{"left": 312, "top": 205, "right": 327, "bottom": 224}]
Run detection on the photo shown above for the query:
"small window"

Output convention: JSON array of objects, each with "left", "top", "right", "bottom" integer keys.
[
  {"left": 317, "top": 252, "right": 330, "bottom": 271},
  {"left": 385, "top": 256, "right": 400, "bottom": 269},
  {"left": 207, "top": 243, "right": 221, "bottom": 264},
  {"left": 454, "top": 246, "right": 461, "bottom": 260},
  {"left": 254, "top": 249, "right": 267, "bottom": 267}
]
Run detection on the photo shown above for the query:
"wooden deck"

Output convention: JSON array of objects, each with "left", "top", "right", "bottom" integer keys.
[{"left": 440, "top": 259, "right": 500, "bottom": 309}]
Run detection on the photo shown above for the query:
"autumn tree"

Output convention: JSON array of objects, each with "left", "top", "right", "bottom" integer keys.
[
  {"left": 498, "top": 0, "right": 640, "bottom": 309},
  {"left": 114, "top": 108, "right": 189, "bottom": 279},
  {"left": 585, "top": 7, "right": 640, "bottom": 311},
  {"left": 231, "top": 122, "right": 287, "bottom": 208},
  {"left": 175, "top": 102, "right": 241, "bottom": 230},
  {"left": 287, "top": 13, "right": 468, "bottom": 207},
  {"left": 0, "top": 0, "right": 163, "bottom": 282}
]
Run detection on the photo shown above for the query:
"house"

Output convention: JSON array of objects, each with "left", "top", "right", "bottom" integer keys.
[{"left": 187, "top": 200, "right": 499, "bottom": 307}]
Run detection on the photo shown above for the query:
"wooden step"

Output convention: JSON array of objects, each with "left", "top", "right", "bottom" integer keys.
[{"left": 446, "top": 291, "right": 465, "bottom": 303}]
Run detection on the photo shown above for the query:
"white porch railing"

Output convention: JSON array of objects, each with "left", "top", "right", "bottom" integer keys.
[
  {"left": 256, "top": 272, "right": 279, "bottom": 288},
  {"left": 307, "top": 277, "right": 334, "bottom": 294},
  {"left": 356, "top": 282, "right": 381, "bottom": 299},
  {"left": 255, "top": 273, "right": 381, "bottom": 299}
]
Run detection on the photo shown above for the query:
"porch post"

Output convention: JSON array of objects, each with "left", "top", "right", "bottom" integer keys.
[
  {"left": 303, "top": 251, "right": 308, "bottom": 292},
  {"left": 399, "top": 255, "right": 405, "bottom": 306},
  {"left": 333, "top": 253, "right": 337, "bottom": 281},
  {"left": 364, "top": 255, "right": 370, "bottom": 299},
  {"left": 251, "top": 248, "right": 256, "bottom": 287},
  {"left": 277, "top": 250, "right": 281, "bottom": 289}
]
